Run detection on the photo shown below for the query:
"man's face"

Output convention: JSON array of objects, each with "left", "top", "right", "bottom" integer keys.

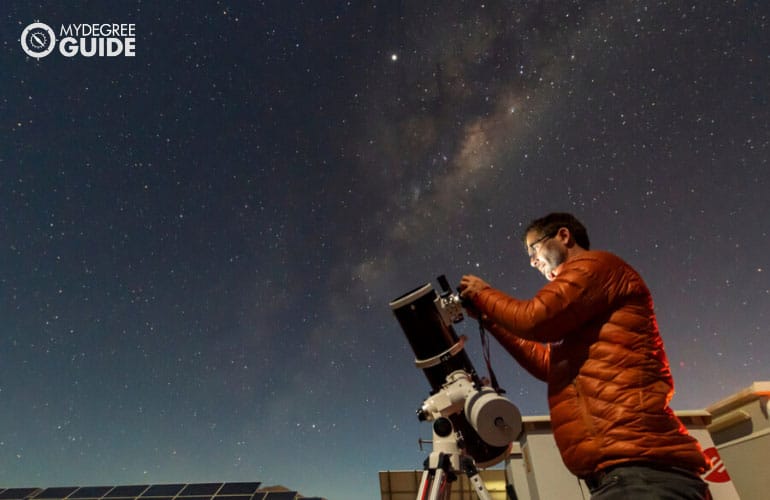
[{"left": 525, "top": 229, "right": 567, "bottom": 281}]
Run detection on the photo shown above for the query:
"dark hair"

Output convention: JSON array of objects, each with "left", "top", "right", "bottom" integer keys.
[{"left": 524, "top": 212, "right": 590, "bottom": 250}]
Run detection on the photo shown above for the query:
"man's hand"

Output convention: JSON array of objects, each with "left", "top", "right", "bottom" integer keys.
[{"left": 458, "top": 274, "right": 491, "bottom": 301}]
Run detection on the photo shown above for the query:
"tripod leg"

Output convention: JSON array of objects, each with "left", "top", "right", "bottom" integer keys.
[
  {"left": 416, "top": 469, "right": 432, "bottom": 500},
  {"left": 428, "top": 469, "right": 450, "bottom": 500}
]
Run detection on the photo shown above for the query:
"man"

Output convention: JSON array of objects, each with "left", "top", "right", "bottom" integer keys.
[{"left": 458, "top": 212, "right": 711, "bottom": 499}]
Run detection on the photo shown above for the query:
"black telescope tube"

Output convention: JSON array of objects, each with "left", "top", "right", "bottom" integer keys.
[
  {"left": 389, "top": 282, "right": 508, "bottom": 467},
  {"left": 389, "top": 283, "right": 479, "bottom": 391}
]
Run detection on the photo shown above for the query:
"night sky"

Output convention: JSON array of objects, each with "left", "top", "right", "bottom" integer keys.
[{"left": 1, "top": 2, "right": 768, "bottom": 499}]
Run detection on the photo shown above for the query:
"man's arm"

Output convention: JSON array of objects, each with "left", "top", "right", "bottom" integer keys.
[
  {"left": 486, "top": 322, "right": 550, "bottom": 382},
  {"left": 461, "top": 257, "right": 609, "bottom": 343}
]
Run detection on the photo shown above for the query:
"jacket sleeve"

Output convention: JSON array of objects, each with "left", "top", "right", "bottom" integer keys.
[
  {"left": 487, "top": 322, "right": 550, "bottom": 382},
  {"left": 472, "top": 255, "right": 613, "bottom": 343}
]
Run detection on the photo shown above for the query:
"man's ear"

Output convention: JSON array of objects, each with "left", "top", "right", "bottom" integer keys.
[{"left": 557, "top": 226, "right": 575, "bottom": 247}]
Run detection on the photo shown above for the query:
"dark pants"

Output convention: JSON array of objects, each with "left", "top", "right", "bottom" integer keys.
[{"left": 585, "top": 464, "right": 711, "bottom": 500}]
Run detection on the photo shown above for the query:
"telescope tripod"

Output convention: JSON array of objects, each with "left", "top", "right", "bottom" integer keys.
[{"left": 416, "top": 418, "right": 494, "bottom": 500}]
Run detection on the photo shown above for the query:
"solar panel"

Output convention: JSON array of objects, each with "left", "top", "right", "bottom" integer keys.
[
  {"left": 104, "top": 487, "right": 149, "bottom": 499},
  {"left": 70, "top": 488, "right": 114, "bottom": 499},
  {"left": 215, "top": 485, "right": 260, "bottom": 496},
  {"left": 35, "top": 487, "right": 79, "bottom": 499},
  {"left": 140, "top": 485, "right": 185, "bottom": 498},
  {"left": 0, "top": 485, "right": 311, "bottom": 500},
  {"left": 178, "top": 485, "right": 220, "bottom": 497},
  {"left": 0, "top": 489, "right": 41, "bottom": 500}
]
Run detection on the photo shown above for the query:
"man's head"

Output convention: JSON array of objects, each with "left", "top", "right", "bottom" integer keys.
[{"left": 523, "top": 213, "right": 590, "bottom": 281}]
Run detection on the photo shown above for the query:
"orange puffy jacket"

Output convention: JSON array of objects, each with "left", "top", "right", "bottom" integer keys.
[{"left": 471, "top": 250, "right": 710, "bottom": 477}]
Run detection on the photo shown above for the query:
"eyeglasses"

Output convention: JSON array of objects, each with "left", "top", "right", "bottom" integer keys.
[{"left": 527, "top": 232, "right": 554, "bottom": 258}]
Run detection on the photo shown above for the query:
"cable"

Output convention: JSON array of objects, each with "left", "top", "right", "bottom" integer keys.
[{"left": 478, "top": 319, "right": 505, "bottom": 394}]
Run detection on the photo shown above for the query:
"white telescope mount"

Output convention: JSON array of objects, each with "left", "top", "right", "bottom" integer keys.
[
  {"left": 414, "top": 362, "right": 522, "bottom": 500},
  {"left": 416, "top": 415, "right": 495, "bottom": 500}
]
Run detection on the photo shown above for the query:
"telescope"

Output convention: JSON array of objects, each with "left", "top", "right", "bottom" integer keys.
[{"left": 389, "top": 275, "right": 522, "bottom": 471}]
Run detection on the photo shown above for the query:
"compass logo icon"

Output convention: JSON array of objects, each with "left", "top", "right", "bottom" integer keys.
[{"left": 21, "top": 22, "right": 56, "bottom": 59}]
